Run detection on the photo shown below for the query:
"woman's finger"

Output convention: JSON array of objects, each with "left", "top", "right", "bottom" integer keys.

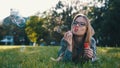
[
  {"left": 84, "top": 53, "right": 93, "bottom": 58},
  {"left": 63, "top": 31, "right": 73, "bottom": 46},
  {"left": 84, "top": 51, "right": 93, "bottom": 57},
  {"left": 84, "top": 49, "right": 93, "bottom": 58},
  {"left": 84, "top": 49, "right": 93, "bottom": 55}
]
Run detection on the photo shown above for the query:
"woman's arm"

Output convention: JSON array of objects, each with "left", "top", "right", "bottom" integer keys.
[
  {"left": 90, "top": 37, "right": 97, "bottom": 62},
  {"left": 58, "top": 38, "right": 72, "bottom": 61}
]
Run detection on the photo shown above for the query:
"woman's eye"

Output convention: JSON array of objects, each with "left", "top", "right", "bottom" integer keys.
[
  {"left": 72, "top": 21, "right": 86, "bottom": 26},
  {"left": 80, "top": 23, "right": 85, "bottom": 25}
]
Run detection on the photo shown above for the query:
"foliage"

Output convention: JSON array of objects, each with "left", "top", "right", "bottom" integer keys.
[
  {"left": 0, "top": 25, "right": 4, "bottom": 39},
  {"left": 0, "top": 46, "right": 120, "bottom": 68},
  {"left": 90, "top": 0, "right": 120, "bottom": 46},
  {"left": 25, "top": 16, "right": 48, "bottom": 44},
  {"left": 1, "top": 16, "right": 28, "bottom": 45},
  {"left": 40, "top": 0, "right": 96, "bottom": 44},
  {"left": 1, "top": 0, "right": 120, "bottom": 46}
]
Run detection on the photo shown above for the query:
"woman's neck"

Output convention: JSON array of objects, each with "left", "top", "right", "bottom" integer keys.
[{"left": 74, "top": 35, "right": 84, "bottom": 43}]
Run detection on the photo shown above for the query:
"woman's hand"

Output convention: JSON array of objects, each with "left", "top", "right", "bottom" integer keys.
[
  {"left": 84, "top": 48, "right": 93, "bottom": 59},
  {"left": 64, "top": 31, "right": 73, "bottom": 51}
]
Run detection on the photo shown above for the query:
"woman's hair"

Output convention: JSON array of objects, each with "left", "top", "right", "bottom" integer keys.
[{"left": 72, "top": 14, "right": 95, "bottom": 44}]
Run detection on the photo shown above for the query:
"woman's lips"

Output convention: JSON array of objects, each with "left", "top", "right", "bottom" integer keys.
[{"left": 73, "top": 26, "right": 79, "bottom": 32}]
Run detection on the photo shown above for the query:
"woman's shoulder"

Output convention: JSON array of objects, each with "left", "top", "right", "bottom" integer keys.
[
  {"left": 61, "top": 38, "right": 65, "bottom": 42},
  {"left": 90, "top": 37, "right": 96, "bottom": 44},
  {"left": 90, "top": 37, "right": 96, "bottom": 48},
  {"left": 60, "top": 38, "right": 67, "bottom": 44}
]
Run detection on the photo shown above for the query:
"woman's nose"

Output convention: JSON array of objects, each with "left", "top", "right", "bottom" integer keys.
[{"left": 76, "top": 24, "right": 79, "bottom": 26}]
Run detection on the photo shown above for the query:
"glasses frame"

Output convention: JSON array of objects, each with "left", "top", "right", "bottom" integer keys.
[{"left": 72, "top": 21, "right": 87, "bottom": 27}]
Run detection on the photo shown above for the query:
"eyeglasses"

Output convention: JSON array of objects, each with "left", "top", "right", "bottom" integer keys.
[{"left": 72, "top": 21, "right": 87, "bottom": 27}]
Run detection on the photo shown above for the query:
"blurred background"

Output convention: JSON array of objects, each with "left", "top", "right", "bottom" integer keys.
[{"left": 0, "top": 0, "right": 120, "bottom": 47}]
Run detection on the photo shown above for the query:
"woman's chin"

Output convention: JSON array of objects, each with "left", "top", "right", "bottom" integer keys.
[{"left": 73, "top": 33, "right": 84, "bottom": 37}]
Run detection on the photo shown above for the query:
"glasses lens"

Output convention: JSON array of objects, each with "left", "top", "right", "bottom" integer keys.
[
  {"left": 72, "top": 21, "right": 86, "bottom": 27},
  {"left": 79, "top": 22, "right": 86, "bottom": 26}
]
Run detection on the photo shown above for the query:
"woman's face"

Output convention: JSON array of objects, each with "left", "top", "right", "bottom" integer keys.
[{"left": 71, "top": 17, "right": 87, "bottom": 36}]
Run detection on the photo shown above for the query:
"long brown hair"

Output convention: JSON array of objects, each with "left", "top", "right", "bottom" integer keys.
[{"left": 71, "top": 14, "right": 95, "bottom": 62}]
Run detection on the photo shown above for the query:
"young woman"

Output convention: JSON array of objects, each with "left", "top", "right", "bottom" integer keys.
[{"left": 52, "top": 14, "right": 97, "bottom": 63}]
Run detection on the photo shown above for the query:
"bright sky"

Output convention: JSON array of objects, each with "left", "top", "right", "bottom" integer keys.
[{"left": 0, "top": 0, "right": 59, "bottom": 20}]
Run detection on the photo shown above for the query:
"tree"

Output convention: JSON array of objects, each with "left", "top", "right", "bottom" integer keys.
[
  {"left": 25, "top": 16, "right": 48, "bottom": 45},
  {"left": 90, "top": 0, "right": 120, "bottom": 46},
  {"left": 2, "top": 16, "right": 28, "bottom": 45},
  {"left": 37, "top": 0, "right": 101, "bottom": 45},
  {"left": 46, "top": 0, "right": 97, "bottom": 44},
  {"left": 0, "top": 25, "right": 4, "bottom": 41}
]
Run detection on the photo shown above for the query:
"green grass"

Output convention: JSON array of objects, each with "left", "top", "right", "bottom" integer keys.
[{"left": 0, "top": 46, "right": 120, "bottom": 68}]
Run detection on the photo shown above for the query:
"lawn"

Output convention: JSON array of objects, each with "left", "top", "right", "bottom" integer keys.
[{"left": 0, "top": 46, "right": 120, "bottom": 68}]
